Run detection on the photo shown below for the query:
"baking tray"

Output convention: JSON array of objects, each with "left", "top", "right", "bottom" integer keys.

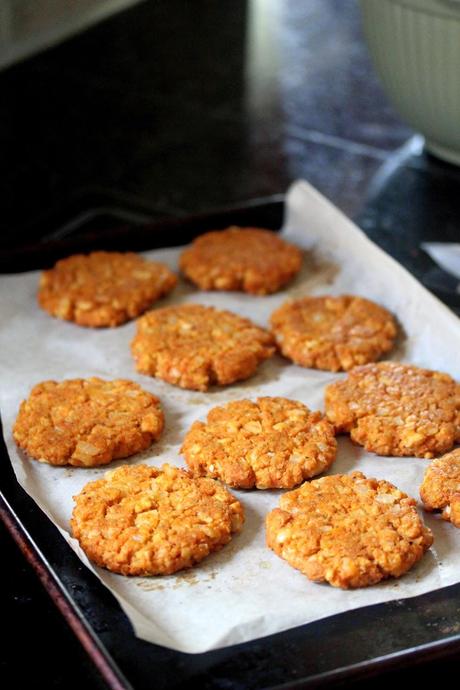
[{"left": 1, "top": 197, "right": 460, "bottom": 689}]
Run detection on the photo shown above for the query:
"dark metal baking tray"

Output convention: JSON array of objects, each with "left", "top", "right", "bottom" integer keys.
[{"left": 2, "top": 197, "right": 460, "bottom": 690}]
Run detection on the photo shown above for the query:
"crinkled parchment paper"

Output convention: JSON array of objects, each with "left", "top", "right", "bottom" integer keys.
[{"left": 1, "top": 180, "right": 460, "bottom": 653}]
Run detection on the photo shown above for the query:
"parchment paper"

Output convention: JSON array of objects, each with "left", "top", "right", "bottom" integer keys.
[{"left": 2, "top": 180, "right": 460, "bottom": 653}]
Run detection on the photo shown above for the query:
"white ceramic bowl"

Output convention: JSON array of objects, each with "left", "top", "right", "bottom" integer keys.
[{"left": 360, "top": 0, "right": 460, "bottom": 164}]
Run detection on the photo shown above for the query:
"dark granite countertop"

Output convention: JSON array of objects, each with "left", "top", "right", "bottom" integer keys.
[{"left": 2, "top": 1, "right": 460, "bottom": 688}]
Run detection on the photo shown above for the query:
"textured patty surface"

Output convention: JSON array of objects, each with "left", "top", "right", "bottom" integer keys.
[
  {"left": 270, "top": 295, "right": 397, "bottom": 372},
  {"left": 71, "top": 463, "right": 244, "bottom": 575},
  {"left": 13, "top": 378, "right": 164, "bottom": 466},
  {"left": 420, "top": 449, "right": 460, "bottom": 527},
  {"left": 182, "top": 397, "right": 337, "bottom": 489},
  {"left": 38, "top": 251, "right": 177, "bottom": 327},
  {"left": 179, "top": 226, "right": 302, "bottom": 295},
  {"left": 266, "top": 471, "right": 433, "bottom": 588},
  {"left": 131, "top": 303, "right": 275, "bottom": 391},
  {"left": 325, "top": 362, "right": 460, "bottom": 458}
]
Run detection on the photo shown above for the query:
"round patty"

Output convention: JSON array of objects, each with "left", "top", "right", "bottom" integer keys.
[
  {"left": 270, "top": 295, "right": 397, "bottom": 372},
  {"left": 325, "top": 362, "right": 460, "bottom": 458},
  {"left": 71, "top": 463, "right": 244, "bottom": 575},
  {"left": 130, "top": 303, "right": 275, "bottom": 391},
  {"left": 13, "top": 378, "right": 164, "bottom": 466},
  {"left": 38, "top": 251, "right": 177, "bottom": 327},
  {"left": 182, "top": 397, "right": 337, "bottom": 489},
  {"left": 179, "top": 226, "right": 302, "bottom": 295},
  {"left": 266, "top": 471, "right": 433, "bottom": 588}
]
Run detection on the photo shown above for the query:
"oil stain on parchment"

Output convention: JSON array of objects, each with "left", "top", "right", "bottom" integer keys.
[{"left": 286, "top": 250, "right": 339, "bottom": 298}]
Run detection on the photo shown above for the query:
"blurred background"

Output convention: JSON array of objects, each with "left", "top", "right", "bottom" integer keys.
[
  {"left": 1, "top": 0, "right": 414, "bottom": 245},
  {"left": 0, "top": 1, "right": 144, "bottom": 69},
  {"left": 2, "top": 1, "right": 460, "bottom": 688}
]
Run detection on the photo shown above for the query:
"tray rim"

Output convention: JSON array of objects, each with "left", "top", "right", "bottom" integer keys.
[
  {"left": 2, "top": 195, "right": 460, "bottom": 689},
  {"left": 3, "top": 480, "right": 460, "bottom": 688},
  {"left": 0, "top": 491, "right": 132, "bottom": 690}
]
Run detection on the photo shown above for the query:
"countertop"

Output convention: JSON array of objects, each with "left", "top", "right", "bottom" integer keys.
[{"left": 2, "top": 0, "right": 460, "bottom": 687}]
